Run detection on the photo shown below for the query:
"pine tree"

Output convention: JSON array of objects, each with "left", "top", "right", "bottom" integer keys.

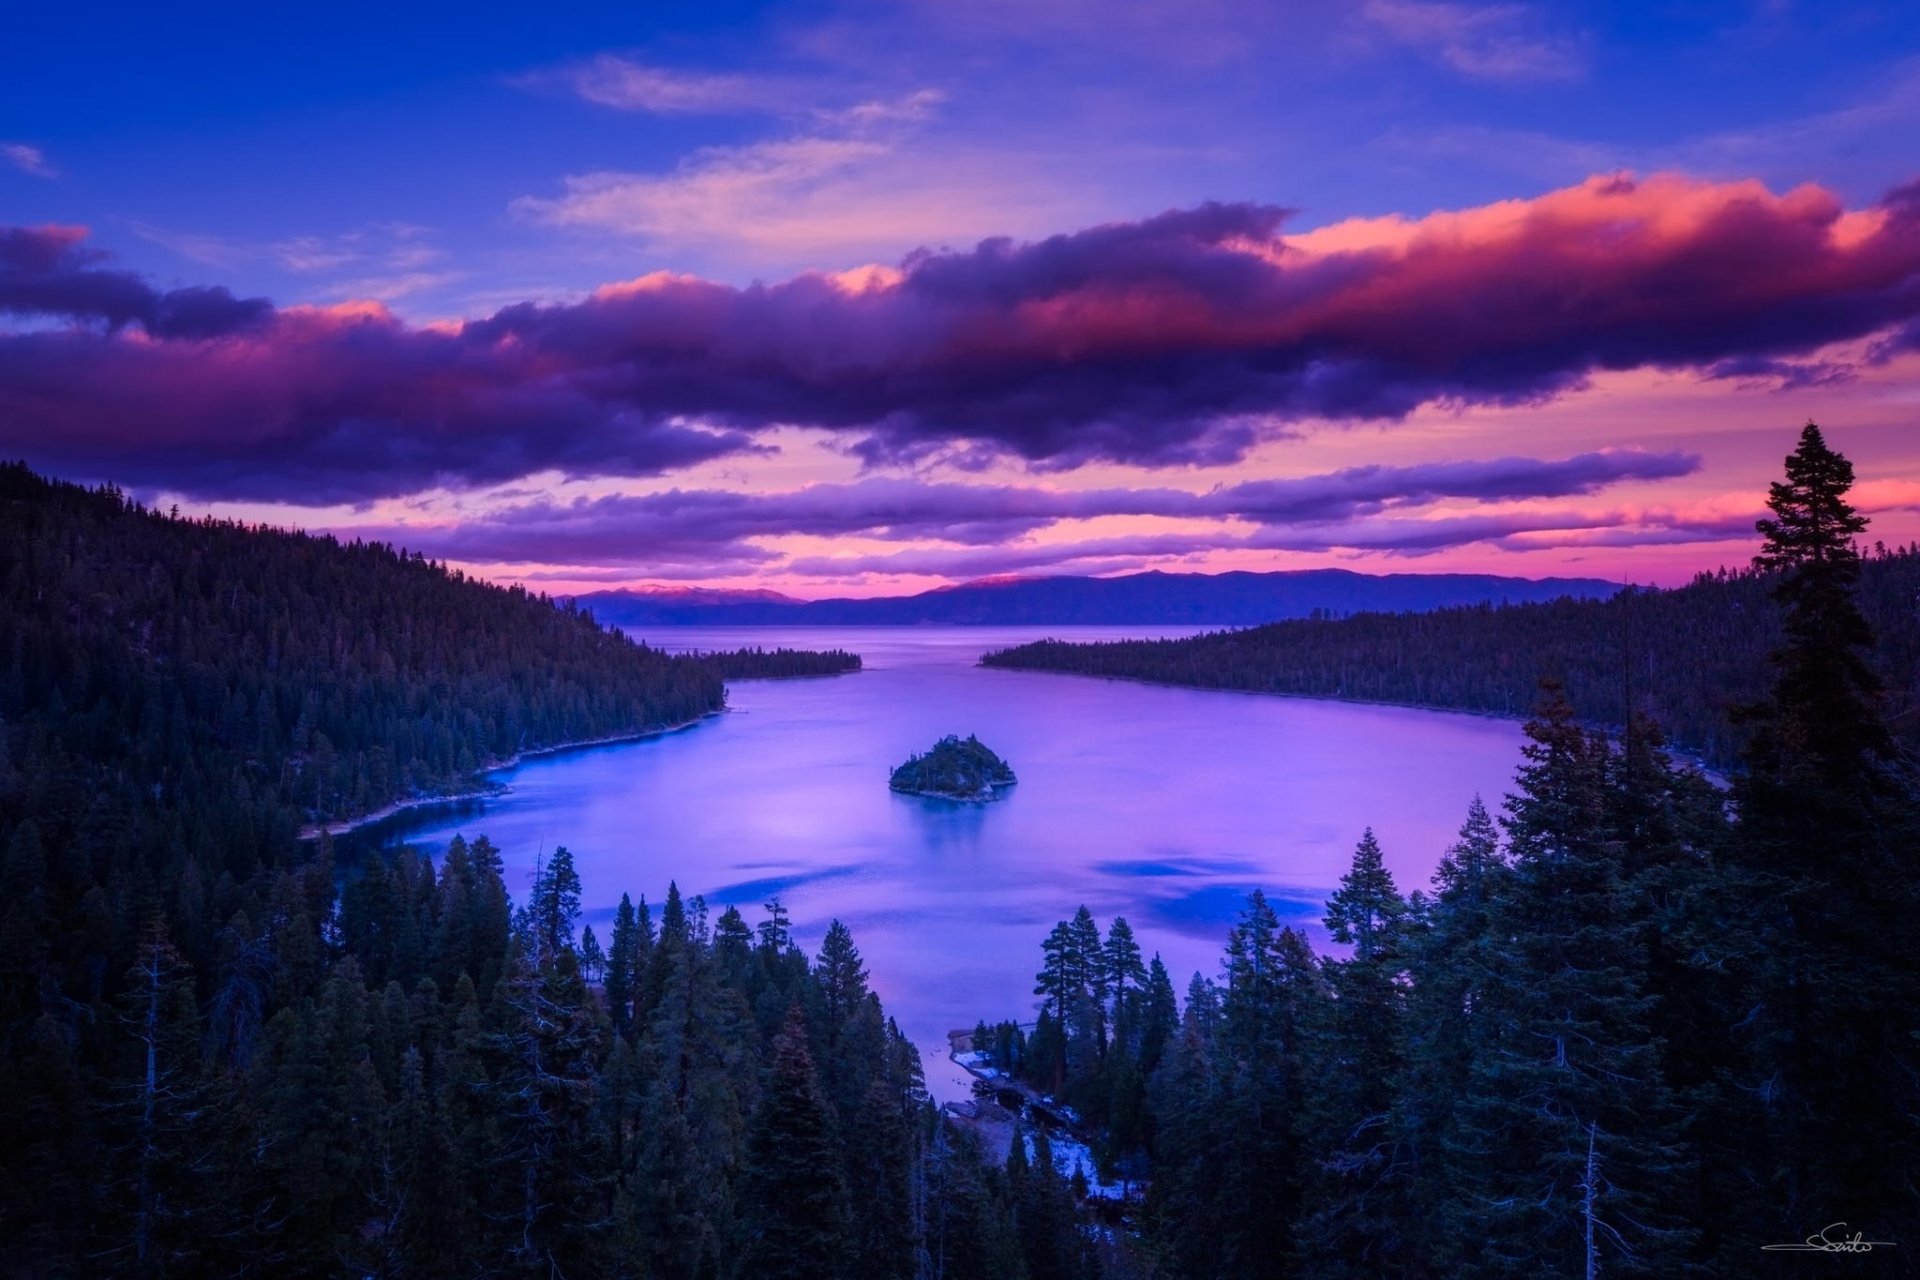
[
  {"left": 525, "top": 845, "right": 583, "bottom": 965},
  {"left": 636, "top": 884, "right": 753, "bottom": 1279},
  {"left": 816, "top": 919, "right": 870, "bottom": 1067},
  {"left": 743, "top": 1005, "right": 851, "bottom": 1280},
  {"left": 1034, "top": 920, "right": 1078, "bottom": 1025},
  {"left": 1396, "top": 796, "right": 1508, "bottom": 1274},
  {"left": 489, "top": 939, "right": 614, "bottom": 1278},
  {"left": 1445, "top": 687, "right": 1692, "bottom": 1277},
  {"left": 1729, "top": 422, "right": 1920, "bottom": 1250},
  {"left": 1103, "top": 918, "right": 1145, "bottom": 1002},
  {"left": 1302, "top": 830, "right": 1412, "bottom": 1278},
  {"left": 107, "top": 921, "right": 211, "bottom": 1278},
  {"left": 1009, "top": 1121, "right": 1097, "bottom": 1280},
  {"left": 1751, "top": 421, "right": 1893, "bottom": 782},
  {"left": 758, "top": 897, "right": 793, "bottom": 953},
  {"left": 580, "top": 922, "right": 605, "bottom": 984},
  {"left": 1138, "top": 955, "right": 1178, "bottom": 1078},
  {"left": 605, "top": 893, "right": 639, "bottom": 1039},
  {"left": 1175, "top": 893, "right": 1326, "bottom": 1280}
]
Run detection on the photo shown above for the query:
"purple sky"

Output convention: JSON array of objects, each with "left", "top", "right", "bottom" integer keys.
[{"left": 4, "top": 2, "right": 1919, "bottom": 594}]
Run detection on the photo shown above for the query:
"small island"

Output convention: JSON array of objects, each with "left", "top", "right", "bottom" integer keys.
[{"left": 889, "top": 734, "right": 1018, "bottom": 801}]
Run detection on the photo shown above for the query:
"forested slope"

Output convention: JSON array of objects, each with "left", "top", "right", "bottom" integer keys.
[
  {"left": 985, "top": 546, "right": 1920, "bottom": 766},
  {"left": 0, "top": 462, "right": 724, "bottom": 851},
  {"left": 968, "top": 426, "right": 1920, "bottom": 1277},
  {"left": 0, "top": 466, "right": 1099, "bottom": 1277}
]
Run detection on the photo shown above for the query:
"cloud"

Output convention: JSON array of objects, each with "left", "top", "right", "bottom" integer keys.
[
  {"left": 780, "top": 534, "right": 1211, "bottom": 580},
  {"left": 781, "top": 504, "right": 1762, "bottom": 576},
  {"left": 1702, "top": 353, "right": 1855, "bottom": 390},
  {"left": 523, "top": 54, "right": 945, "bottom": 127},
  {"left": 519, "top": 135, "right": 895, "bottom": 244},
  {"left": 1362, "top": 1, "right": 1584, "bottom": 82},
  {"left": 1212, "top": 449, "right": 1699, "bottom": 523},
  {"left": 512, "top": 88, "right": 964, "bottom": 262},
  {"left": 1, "top": 225, "right": 272, "bottom": 337},
  {"left": 128, "top": 219, "right": 450, "bottom": 284},
  {"left": 4, "top": 172, "right": 1920, "bottom": 501},
  {"left": 525, "top": 56, "right": 808, "bottom": 115},
  {"left": 2, "top": 143, "right": 57, "bottom": 179},
  {"left": 345, "top": 449, "right": 1699, "bottom": 572}
]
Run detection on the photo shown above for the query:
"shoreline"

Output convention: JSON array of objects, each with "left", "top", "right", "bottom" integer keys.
[
  {"left": 978, "top": 662, "right": 1730, "bottom": 781},
  {"left": 890, "top": 781, "right": 1016, "bottom": 803},
  {"left": 978, "top": 660, "right": 1531, "bottom": 724},
  {"left": 297, "top": 710, "right": 722, "bottom": 840}
]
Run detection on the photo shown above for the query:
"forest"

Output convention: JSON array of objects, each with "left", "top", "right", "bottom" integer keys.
[
  {"left": 1, "top": 424, "right": 1914, "bottom": 1277},
  {"left": 689, "top": 646, "right": 864, "bottom": 680},
  {"left": 983, "top": 534, "right": 1920, "bottom": 770},
  {"left": 969, "top": 424, "right": 1920, "bottom": 1276},
  {"left": 3, "top": 465, "right": 1085, "bottom": 1278},
  {"left": 0, "top": 462, "right": 727, "bottom": 842}
]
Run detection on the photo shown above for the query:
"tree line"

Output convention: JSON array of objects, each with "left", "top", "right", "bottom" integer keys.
[
  {"left": 689, "top": 647, "right": 863, "bottom": 679},
  {"left": 971, "top": 424, "right": 1920, "bottom": 1277},
  {"left": 983, "top": 490, "right": 1920, "bottom": 771}
]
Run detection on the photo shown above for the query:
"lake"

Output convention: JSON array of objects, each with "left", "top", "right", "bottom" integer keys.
[{"left": 364, "top": 626, "right": 1527, "bottom": 1100}]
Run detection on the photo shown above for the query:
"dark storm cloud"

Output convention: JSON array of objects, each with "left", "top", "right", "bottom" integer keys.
[
  {"left": 2, "top": 170, "right": 1917, "bottom": 501},
  {"left": 1, "top": 225, "right": 271, "bottom": 338}
]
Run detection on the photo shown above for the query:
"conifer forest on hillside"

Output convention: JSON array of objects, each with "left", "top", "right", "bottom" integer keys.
[{"left": 1, "top": 425, "right": 1916, "bottom": 1277}]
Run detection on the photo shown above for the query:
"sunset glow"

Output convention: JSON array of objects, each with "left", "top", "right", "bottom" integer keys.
[{"left": 5, "top": 2, "right": 1918, "bottom": 595}]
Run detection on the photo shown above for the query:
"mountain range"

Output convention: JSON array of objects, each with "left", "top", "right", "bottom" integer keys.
[{"left": 575, "top": 569, "right": 1620, "bottom": 628}]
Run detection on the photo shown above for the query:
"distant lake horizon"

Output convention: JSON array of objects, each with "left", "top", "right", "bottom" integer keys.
[{"left": 361, "top": 626, "right": 1528, "bottom": 1101}]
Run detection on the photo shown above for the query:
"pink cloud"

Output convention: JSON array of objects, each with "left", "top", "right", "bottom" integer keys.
[{"left": 3, "top": 172, "right": 1919, "bottom": 503}]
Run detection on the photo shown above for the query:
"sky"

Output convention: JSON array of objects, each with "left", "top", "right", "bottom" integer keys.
[{"left": 4, "top": 0, "right": 1920, "bottom": 597}]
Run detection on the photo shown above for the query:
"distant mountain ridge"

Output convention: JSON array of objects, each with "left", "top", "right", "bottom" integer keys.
[{"left": 577, "top": 569, "right": 1620, "bottom": 627}]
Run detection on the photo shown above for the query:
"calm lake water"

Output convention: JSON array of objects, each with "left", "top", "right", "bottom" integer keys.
[{"left": 366, "top": 627, "right": 1527, "bottom": 1100}]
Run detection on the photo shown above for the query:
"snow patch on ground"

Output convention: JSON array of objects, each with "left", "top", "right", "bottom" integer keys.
[
  {"left": 1023, "top": 1130, "right": 1132, "bottom": 1202},
  {"left": 953, "top": 1049, "right": 1001, "bottom": 1077}
]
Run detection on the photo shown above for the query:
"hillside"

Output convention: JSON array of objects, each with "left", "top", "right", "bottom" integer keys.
[
  {"left": 0, "top": 463, "right": 726, "bottom": 859},
  {"left": 983, "top": 547, "right": 1920, "bottom": 767},
  {"left": 0, "top": 468, "right": 1066, "bottom": 1277},
  {"left": 579, "top": 567, "right": 1618, "bottom": 628}
]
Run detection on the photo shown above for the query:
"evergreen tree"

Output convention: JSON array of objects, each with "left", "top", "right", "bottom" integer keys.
[
  {"left": 1396, "top": 796, "right": 1509, "bottom": 1275},
  {"left": 1302, "top": 830, "right": 1412, "bottom": 1278},
  {"left": 1102, "top": 917, "right": 1146, "bottom": 1017},
  {"left": 580, "top": 922, "right": 605, "bottom": 984},
  {"left": 1445, "top": 687, "right": 1691, "bottom": 1277},
  {"left": 1138, "top": 955, "right": 1178, "bottom": 1078},
  {"left": 106, "top": 921, "right": 211, "bottom": 1278},
  {"left": 605, "top": 893, "right": 639, "bottom": 1039},
  {"left": 1156, "top": 893, "right": 1325, "bottom": 1280},
  {"left": 815, "top": 919, "right": 871, "bottom": 1089},
  {"left": 525, "top": 845, "right": 583, "bottom": 966},
  {"left": 1728, "top": 422, "right": 1920, "bottom": 1250},
  {"left": 1750, "top": 421, "right": 1893, "bottom": 780},
  {"left": 489, "top": 938, "right": 614, "bottom": 1278},
  {"left": 743, "top": 1005, "right": 851, "bottom": 1280},
  {"left": 1010, "top": 1122, "right": 1098, "bottom": 1280},
  {"left": 757, "top": 897, "right": 793, "bottom": 953}
]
